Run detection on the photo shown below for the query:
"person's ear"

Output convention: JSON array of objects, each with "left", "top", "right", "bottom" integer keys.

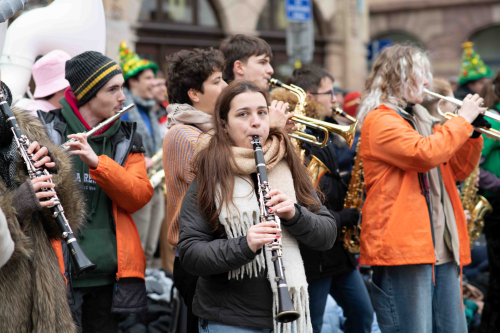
[
  {"left": 233, "top": 60, "right": 244, "bottom": 77},
  {"left": 188, "top": 88, "right": 200, "bottom": 104}
]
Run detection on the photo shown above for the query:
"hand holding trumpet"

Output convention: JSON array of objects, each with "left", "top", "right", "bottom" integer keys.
[{"left": 457, "top": 94, "right": 488, "bottom": 124}]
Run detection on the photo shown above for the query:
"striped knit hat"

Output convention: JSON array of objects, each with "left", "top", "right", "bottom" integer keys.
[{"left": 65, "top": 51, "right": 123, "bottom": 106}]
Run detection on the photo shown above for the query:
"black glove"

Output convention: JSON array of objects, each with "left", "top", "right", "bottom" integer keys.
[
  {"left": 471, "top": 114, "right": 491, "bottom": 139},
  {"left": 338, "top": 208, "right": 360, "bottom": 228}
]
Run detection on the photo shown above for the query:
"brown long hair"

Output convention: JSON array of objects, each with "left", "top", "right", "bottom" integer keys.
[{"left": 194, "top": 80, "right": 318, "bottom": 231}]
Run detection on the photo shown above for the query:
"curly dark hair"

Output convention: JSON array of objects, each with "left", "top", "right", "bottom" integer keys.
[
  {"left": 166, "top": 48, "right": 225, "bottom": 105},
  {"left": 219, "top": 34, "right": 273, "bottom": 83}
]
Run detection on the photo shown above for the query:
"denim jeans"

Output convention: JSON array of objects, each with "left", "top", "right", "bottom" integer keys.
[
  {"left": 371, "top": 262, "right": 467, "bottom": 333},
  {"left": 198, "top": 319, "right": 273, "bottom": 333},
  {"left": 308, "top": 268, "right": 374, "bottom": 333}
]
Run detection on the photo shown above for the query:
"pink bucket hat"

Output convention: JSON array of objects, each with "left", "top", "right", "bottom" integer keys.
[{"left": 33, "top": 50, "right": 71, "bottom": 98}]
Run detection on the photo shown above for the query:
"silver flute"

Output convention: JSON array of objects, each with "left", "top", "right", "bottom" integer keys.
[{"left": 61, "top": 104, "right": 134, "bottom": 150}]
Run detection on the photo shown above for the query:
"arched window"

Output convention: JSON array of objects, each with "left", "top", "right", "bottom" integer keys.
[
  {"left": 136, "top": 0, "right": 224, "bottom": 73},
  {"left": 256, "top": 0, "right": 326, "bottom": 82},
  {"left": 139, "top": 0, "right": 219, "bottom": 27},
  {"left": 470, "top": 25, "right": 500, "bottom": 76}
]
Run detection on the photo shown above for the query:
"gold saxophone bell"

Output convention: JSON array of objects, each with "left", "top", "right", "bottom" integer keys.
[
  {"left": 307, "top": 155, "right": 330, "bottom": 189},
  {"left": 461, "top": 163, "right": 493, "bottom": 248},
  {"left": 148, "top": 149, "right": 166, "bottom": 192}
]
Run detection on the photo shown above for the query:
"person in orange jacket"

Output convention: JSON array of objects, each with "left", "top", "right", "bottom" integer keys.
[
  {"left": 39, "top": 51, "right": 154, "bottom": 333},
  {"left": 357, "top": 44, "right": 487, "bottom": 333}
]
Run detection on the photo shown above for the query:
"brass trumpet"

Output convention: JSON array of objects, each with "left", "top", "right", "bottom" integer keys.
[
  {"left": 424, "top": 88, "right": 500, "bottom": 140},
  {"left": 268, "top": 78, "right": 357, "bottom": 149}
]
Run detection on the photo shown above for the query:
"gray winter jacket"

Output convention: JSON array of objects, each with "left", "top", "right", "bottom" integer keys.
[{"left": 177, "top": 177, "right": 336, "bottom": 328}]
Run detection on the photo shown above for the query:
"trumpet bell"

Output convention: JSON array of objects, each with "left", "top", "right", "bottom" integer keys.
[
  {"left": 307, "top": 155, "right": 330, "bottom": 189},
  {"left": 292, "top": 114, "right": 357, "bottom": 148}
]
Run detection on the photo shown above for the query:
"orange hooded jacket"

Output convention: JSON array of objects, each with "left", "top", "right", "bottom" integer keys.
[
  {"left": 51, "top": 152, "right": 153, "bottom": 283},
  {"left": 359, "top": 105, "right": 482, "bottom": 267}
]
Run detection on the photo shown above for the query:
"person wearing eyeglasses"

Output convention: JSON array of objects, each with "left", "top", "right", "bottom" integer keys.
[{"left": 285, "top": 65, "right": 374, "bottom": 333}]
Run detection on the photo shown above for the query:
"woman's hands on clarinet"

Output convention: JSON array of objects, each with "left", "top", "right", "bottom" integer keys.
[
  {"left": 246, "top": 189, "right": 296, "bottom": 253},
  {"left": 28, "top": 141, "right": 55, "bottom": 169},
  {"left": 266, "top": 189, "right": 295, "bottom": 221},
  {"left": 247, "top": 222, "right": 281, "bottom": 253},
  {"left": 27, "top": 141, "right": 56, "bottom": 207},
  {"left": 65, "top": 133, "right": 99, "bottom": 169}
]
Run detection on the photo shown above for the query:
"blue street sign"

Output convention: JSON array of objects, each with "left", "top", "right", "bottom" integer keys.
[
  {"left": 285, "top": 0, "right": 312, "bottom": 22},
  {"left": 367, "top": 39, "right": 393, "bottom": 61}
]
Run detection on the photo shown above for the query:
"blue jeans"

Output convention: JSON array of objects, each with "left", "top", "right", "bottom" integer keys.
[
  {"left": 308, "top": 268, "right": 374, "bottom": 333},
  {"left": 371, "top": 262, "right": 467, "bottom": 333},
  {"left": 198, "top": 319, "right": 273, "bottom": 333}
]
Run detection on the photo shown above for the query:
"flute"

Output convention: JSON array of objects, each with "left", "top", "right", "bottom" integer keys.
[{"left": 61, "top": 104, "right": 134, "bottom": 150}]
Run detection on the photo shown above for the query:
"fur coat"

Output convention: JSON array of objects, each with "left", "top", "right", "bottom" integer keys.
[{"left": 0, "top": 108, "right": 86, "bottom": 333}]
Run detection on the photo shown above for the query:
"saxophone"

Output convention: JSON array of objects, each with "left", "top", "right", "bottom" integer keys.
[
  {"left": 341, "top": 140, "right": 364, "bottom": 254},
  {"left": 148, "top": 149, "right": 165, "bottom": 191},
  {"left": 461, "top": 164, "right": 492, "bottom": 248}
]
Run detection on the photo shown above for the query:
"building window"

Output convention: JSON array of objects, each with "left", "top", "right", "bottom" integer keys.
[
  {"left": 136, "top": 0, "right": 223, "bottom": 73},
  {"left": 470, "top": 25, "right": 500, "bottom": 76},
  {"left": 139, "top": 0, "right": 218, "bottom": 27},
  {"left": 256, "top": 0, "right": 325, "bottom": 82}
]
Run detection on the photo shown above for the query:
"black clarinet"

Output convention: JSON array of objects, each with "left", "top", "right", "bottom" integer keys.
[
  {"left": 0, "top": 95, "right": 96, "bottom": 278},
  {"left": 252, "top": 135, "right": 300, "bottom": 323}
]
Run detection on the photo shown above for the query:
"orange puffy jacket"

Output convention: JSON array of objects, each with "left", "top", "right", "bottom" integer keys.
[{"left": 359, "top": 105, "right": 483, "bottom": 267}]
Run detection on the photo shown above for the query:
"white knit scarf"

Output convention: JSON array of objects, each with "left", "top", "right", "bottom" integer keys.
[{"left": 212, "top": 134, "right": 312, "bottom": 333}]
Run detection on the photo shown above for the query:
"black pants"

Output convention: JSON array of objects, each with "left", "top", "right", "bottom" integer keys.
[
  {"left": 69, "top": 284, "right": 120, "bottom": 333},
  {"left": 480, "top": 198, "right": 500, "bottom": 333},
  {"left": 174, "top": 257, "right": 199, "bottom": 333}
]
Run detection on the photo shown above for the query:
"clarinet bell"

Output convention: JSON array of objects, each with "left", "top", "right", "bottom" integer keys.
[
  {"left": 68, "top": 240, "right": 96, "bottom": 278},
  {"left": 276, "top": 285, "right": 300, "bottom": 323}
]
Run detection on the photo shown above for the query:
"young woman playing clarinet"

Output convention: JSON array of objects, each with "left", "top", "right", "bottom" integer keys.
[{"left": 177, "top": 80, "right": 336, "bottom": 333}]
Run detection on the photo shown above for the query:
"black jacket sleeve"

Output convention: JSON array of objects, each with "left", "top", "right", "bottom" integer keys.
[
  {"left": 281, "top": 194, "right": 337, "bottom": 251},
  {"left": 177, "top": 179, "right": 257, "bottom": 277}
]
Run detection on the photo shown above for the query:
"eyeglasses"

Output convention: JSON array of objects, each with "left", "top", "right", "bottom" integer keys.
[{"left": 310, "top": 90, "right": 334, "bottom": 99}]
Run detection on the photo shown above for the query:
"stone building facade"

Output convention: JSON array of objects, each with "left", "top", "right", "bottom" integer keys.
[
  {"left": 102, "top": 0, "right": 370, "bottom": 91},
  {"left": 369, "top": 0, "right": 500, "bottom": 79}
]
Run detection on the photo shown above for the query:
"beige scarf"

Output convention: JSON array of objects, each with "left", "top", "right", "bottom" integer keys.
[
  {"left": 197, "top": 134, "right": 312, "bottom": 333},
  {"left": 166, "top": 103, "right": 213, "bottom": 132}
]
